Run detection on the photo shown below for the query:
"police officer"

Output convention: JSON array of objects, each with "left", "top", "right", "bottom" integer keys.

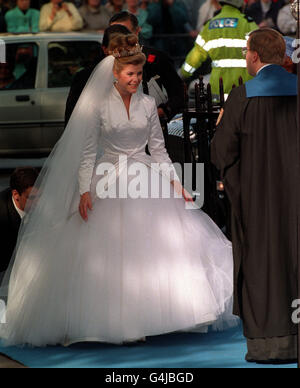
[{"left": 181, "top": 0, "right": 258, "bottom": 97}]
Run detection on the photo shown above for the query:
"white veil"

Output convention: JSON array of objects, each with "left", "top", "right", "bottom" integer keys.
[{"left": 0, "top": 55, "right": 115, "bottom": 303}]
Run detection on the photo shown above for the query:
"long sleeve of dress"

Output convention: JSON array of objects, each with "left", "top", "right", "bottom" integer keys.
[
  {"left": 147, "top": 98, "right": 179, "bottom": 182},
  {"left": 78, "top": 108, "right": 101, "bottom": 195}
]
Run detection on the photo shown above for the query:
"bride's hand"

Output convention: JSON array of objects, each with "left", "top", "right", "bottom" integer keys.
[
  {"left": 79, "top": 192, "right": 93, "bottom": 222},
  {"left": 171, "top": 180, "right": 194, "bottom": 202}
]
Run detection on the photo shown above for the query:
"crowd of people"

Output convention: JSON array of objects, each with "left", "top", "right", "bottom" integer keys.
[{"left": 0, "top": 0, "right": 297, "bottom": 53}]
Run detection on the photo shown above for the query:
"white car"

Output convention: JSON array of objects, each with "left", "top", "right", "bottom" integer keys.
[{"left": 0, "top": 32, "right": 103, "bottom": 155}]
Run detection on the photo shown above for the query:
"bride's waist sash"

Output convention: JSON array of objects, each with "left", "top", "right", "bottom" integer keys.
[
  {"left": 94, "top": 149, "right": 171, "bottom": 199},
  {"left": 100, "top": 149, "right": 148, "bottom": 162}
]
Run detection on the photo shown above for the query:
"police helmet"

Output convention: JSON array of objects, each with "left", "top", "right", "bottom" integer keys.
[{"left": 220, "top": 0, "right": 244, "bottom": 9}]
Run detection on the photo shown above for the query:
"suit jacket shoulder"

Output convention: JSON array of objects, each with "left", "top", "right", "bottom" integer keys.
[
  {"left": 143, "top": 46, "right": 174, "bottom": 66},
  {"left": 0, "top": 188, "right": 19, "bottom": 222},
  {"left": 0, "top": 188, "right": 21, "bottom": 235},
  {"left": 64, "top": 63, "right": 98, "bottom": 127},
  {"left": 0, "top": 188, "right": 12, "bottom": 220},
  {"left": 0, "top": 188, "right": 21, "bottom": 272},
  {"left": 142, "top": 46, "right": 184, "bottom": 120}
]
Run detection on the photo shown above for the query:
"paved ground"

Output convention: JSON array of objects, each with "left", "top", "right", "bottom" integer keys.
[{"left": 0, "top": 353, "right": 27, "bottom": 368}]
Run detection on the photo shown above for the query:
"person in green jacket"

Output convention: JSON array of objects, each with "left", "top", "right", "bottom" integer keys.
[
  {"left": 181, "top": 0, "right": 258, "bottom": 97},
  {"left": 5, "top": 0, "right": 40, "bottom": 33}
]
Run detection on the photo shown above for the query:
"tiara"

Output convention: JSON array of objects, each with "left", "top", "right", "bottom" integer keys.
[{"left": 111, "top": 44, "right": 142, "bottom": 58}]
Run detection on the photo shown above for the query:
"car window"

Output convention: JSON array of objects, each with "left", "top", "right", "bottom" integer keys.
[
  {"left": 48, "top": 41, "right": 102, "bottom": 88},
  {"left": 0, "top": 42, "right": 38, "bottom": 91}
]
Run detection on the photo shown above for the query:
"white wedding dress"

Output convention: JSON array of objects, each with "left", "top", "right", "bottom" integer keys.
[{"left": 0, "top": 62, "right": 237, "bottom": 347}]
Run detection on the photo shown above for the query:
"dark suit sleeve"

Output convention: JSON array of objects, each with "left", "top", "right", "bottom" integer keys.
[
  {"left": 155, "top": 51, "right": 185, "bottom": 121},
  {"left": 64, "top": 66, "right": 96, "bottom": 128},
  {"left": 0, "top": 190, "right": 20, "bottom": 272}
]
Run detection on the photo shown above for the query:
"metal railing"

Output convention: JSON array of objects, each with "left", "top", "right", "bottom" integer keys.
[{"left": 181, "top": 76, "right": 243, "bottom": 236}]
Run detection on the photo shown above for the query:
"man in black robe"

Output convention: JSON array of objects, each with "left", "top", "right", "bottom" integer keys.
[
  {"left": 211, "top": 28, "right": 298, "bottom": 363},
  {"left": 0, "top": 167, "right": 39, "bottom": 278}
]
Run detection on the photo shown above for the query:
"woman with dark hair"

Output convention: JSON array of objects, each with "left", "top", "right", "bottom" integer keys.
[{"left": 0, "top": 34, "right": 236, "bottom": 347}]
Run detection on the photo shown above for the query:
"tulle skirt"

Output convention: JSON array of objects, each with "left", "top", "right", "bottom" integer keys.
[{"left": 0, "top": 160, "right": 237, "bottom": 346}]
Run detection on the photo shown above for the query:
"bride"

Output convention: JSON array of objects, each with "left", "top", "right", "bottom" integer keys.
[{"left": 0, "top": 34, "right": 237, "bottom": 347}]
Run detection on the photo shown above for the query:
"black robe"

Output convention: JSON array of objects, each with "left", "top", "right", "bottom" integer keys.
[
  {"left": 211, "top": 80, "right": 298, "bottom": 340},
  {"left": 0, "top": 188, "right": 21, "bottom": 273}
]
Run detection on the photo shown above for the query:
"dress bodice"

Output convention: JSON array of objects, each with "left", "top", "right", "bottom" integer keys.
[
  {"left": 99, "top": 86, "right": 150, "bottom": 157},
  {"left": 78, "top": 87, "right": 175, "bottom": 195}
]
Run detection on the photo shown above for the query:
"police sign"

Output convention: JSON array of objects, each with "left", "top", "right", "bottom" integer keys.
[{"left": 209, "top": 18, "right": 239, "bottom": 29}]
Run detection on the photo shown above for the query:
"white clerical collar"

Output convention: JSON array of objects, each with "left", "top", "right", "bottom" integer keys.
[
  {"left": 256, "top": 64, "right": 272, "bottom": 75},
  {"left": 12, "top": 196, "right": 26, "bottom": 219}
]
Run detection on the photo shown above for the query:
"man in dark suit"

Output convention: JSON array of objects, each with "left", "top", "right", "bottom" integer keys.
[
  {"left": 64, "top": 23, "right": 127, "bottom": 127},
  {"left": 0, "top": 167, "right": 39, "bottom": 275}
]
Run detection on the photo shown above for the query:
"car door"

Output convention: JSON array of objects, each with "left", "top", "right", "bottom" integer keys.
[
  {"left": 0, "top": 41, "right": 42, "bottom": 155},
  {"left": 40, "top": 39, "right": 103, "bottom": 150}
]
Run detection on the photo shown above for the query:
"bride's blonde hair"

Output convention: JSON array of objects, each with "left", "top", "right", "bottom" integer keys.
[{"left": 108, "top": 34, "right": 146, "bottom": 73}]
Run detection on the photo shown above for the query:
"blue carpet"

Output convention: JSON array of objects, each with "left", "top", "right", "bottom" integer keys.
[{"left": 0, "top": 324, "right": 297, "bottom": 368}]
